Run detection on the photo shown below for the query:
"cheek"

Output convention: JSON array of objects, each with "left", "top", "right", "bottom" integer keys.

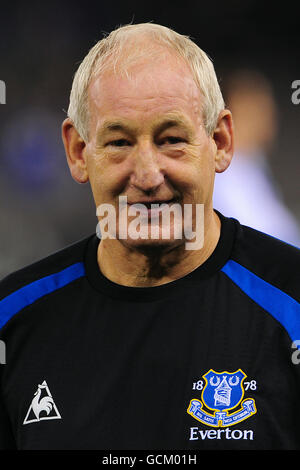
[
  {"left": 87, "top": 153, "right": 131, "bottom": 204},
  {"left": 167, "top": 143, "right": 215, "bottom": 197}
]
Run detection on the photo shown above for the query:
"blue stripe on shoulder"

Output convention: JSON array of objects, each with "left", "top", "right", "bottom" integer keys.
[
  {"left": 221, "top": 259, "right": 300, "bottom": 346},
  {"left": 0, "top": 262, "right": 85, "bottom": 330}
]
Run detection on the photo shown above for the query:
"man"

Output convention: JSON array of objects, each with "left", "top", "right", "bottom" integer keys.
[
  {"left": 0, "top": 23, "right": 299, "bottom": 450},
  {"left": 213, "top": 69, "right": 300, "bottom": 246}
]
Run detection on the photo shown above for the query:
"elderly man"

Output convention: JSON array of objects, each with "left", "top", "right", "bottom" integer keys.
[{"left": 0, "top": 23, "right": 299, "bottom": 450}]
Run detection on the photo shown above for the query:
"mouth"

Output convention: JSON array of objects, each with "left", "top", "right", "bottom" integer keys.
[
  {"left": 127, "top": 198, "right": 178, "bottom": 208},
  {"left": 126, "top": 198, "right": 181, "bottom": 219}
]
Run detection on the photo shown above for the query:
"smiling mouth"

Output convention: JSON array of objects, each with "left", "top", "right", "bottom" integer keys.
[
  {"left": 125, "top": 199, "right": 182, "bottom": 221},
  {"left": 128, "top": 199, "right": 178, "bottom": 208}
]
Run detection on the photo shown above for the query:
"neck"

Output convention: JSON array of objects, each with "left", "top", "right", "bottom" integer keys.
[{"left": 97, "top": 210, "right": 221, "bottom": 287}]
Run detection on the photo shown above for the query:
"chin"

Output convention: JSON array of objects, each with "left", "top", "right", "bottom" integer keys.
[{"left": 119, "top": 236, "right": 183, "bottom": 253}]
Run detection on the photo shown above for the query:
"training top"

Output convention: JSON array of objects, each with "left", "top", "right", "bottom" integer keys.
[{"left": 0, "top": 211, "right": 300, "bottom": 450}]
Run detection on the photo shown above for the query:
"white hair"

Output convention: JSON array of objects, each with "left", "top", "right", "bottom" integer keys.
[{"left": 67, "top": 23, "right": 225, "bottom": 141}]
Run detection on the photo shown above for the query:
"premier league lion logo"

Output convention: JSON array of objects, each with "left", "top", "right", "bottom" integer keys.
[{"left": 187, "top": 369, "right": 256, "bottom": 427}]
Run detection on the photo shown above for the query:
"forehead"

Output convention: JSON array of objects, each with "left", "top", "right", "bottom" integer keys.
[{"left": 88, "top": 53, "right": 203, "bottom": 130}]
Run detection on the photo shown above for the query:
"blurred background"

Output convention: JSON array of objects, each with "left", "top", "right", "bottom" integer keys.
[{"left": 0, "top": 0, "right": 299, "bottom": 278}]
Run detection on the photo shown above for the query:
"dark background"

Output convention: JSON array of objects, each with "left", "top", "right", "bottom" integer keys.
[{"left": 0, "top": 0, "right": 299, "bottom": 277}]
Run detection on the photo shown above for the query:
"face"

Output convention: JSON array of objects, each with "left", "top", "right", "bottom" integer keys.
[{"left": 78, "top": 51, "right": 221, "bottom": 250}]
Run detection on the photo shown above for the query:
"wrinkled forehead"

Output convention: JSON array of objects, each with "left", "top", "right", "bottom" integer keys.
[{"left": 87, "top": 50, "right": 204, "bottom": 130}]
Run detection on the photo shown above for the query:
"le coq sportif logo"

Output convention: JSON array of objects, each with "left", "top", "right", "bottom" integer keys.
[{"left": 23, "top": 380, "right": 61, "bottom": 425}]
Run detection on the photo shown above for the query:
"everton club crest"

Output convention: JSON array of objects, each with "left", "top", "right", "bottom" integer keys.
[{"left": 187, "top": 369, "right": 256, "bottom": 427}]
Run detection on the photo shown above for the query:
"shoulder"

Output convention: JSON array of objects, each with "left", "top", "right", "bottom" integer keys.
[
  {"left": 226, "top": 218, "right": 300, "bottom": 302},
  {"left": 0, "top": 235, "right": 93, "bottom": 330}
]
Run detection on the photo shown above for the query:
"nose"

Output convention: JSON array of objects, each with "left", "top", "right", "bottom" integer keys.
[{"left": 130, "top": 141, "right": 165, "bottom": 193}]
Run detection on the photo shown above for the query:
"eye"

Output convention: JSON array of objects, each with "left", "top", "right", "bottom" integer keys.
[
  {"left": 106, "top": 139, "right": 131, "bottom": 147},
  {"left": 160, "top": 136, "right": 186, "bottom": 145}
]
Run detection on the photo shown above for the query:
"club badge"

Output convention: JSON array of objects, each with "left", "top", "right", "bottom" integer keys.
[{"left": 187, "top": 369, "right": 256, "bottom": 427}]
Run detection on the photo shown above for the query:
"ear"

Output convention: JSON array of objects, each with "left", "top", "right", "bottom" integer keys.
[
  {"left": 213, "top": 110, "right": 234, "bottom": 173},
  {"left": 61, "top": 118, "right": 89, "bottom": 183}
]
